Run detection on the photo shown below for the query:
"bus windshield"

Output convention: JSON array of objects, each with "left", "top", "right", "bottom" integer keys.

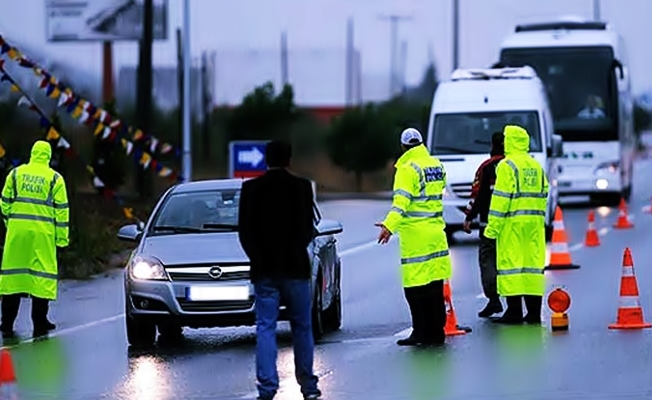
[
  {"left": 430, "top": 111, "right": 542, "bottom": 155},
  {"left": 500, "top": 46, "right": 617, "bottom": 142}
]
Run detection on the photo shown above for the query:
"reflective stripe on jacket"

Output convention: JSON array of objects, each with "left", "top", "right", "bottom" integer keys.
[
  {"left": 382, "top": 144, "right": 452, "bottom": 288},
  {"left": 484, "top": 126, "right": 548, "bottom": 296},
  {"left": 0, "top": 141, "right": 70, "bottom": 300}
]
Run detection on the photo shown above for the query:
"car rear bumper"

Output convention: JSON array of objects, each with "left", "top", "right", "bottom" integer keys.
[{"left": 126, "top": 279, "right": 289, "bottom": 328}]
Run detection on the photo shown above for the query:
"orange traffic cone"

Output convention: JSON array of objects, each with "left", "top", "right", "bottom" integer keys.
[
  {"left": 584, "top": 210, "right": 600, "bottom": 247},
  {"left": 443, "top": 280, "right": 471, "bottom": 336},
  {"left": 613, "top": 198, "right": 633, "bottom": 229},
  {"left": 0, "top": 349, "right": 16, "bottom": 385},
  {"left": 609, "top": 248, "right": 651, "bottom": 330},
  {"left": 545, "top": 206, "right": 580, "bottom": 270}
]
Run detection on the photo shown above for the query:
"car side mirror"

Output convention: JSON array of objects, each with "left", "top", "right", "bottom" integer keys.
[
  {"left": 117, "top": 224, "right": 142, "bottom": 242},
  {"left": 613, "top": 59, "right": 625, "bottom": 80},
  {"left": 551, "top": 134, "right": 564, "bottom": 158},
  {"left": 315, "top": 219, "right": 343, "bottom": 236}
]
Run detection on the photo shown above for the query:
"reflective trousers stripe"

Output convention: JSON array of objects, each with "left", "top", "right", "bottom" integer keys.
[
  {"left": 390, "top": 207, "right": 443, "bottom": 219},
  {"left": 0, "top": 268, "right": 58, "bottom": 280},
  {"left": 497, "top": 267, "right": 544, "bottom": 275},
  {"left": 401, "top": 249, "right": 450, "bottom": 265},
  {"left": 7, "top": 213, "right": 69, "bottom": 227},
  {"left": 393, "top": 189, "right": 442, "bottom": 201},
  {"left": 489, "top": 209, "right": 545, "bottom": 218}
]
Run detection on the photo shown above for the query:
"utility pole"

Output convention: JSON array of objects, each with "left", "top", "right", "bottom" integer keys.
[
  {"left": 379, "top": 14, "right": 412, "bottom": 98},
  {"left": 182, "top": 0, "right": 192, "bottom": 182},
  {"left": 592, "top": 0, "right": 601, "bottom": 20},
  {"left": 280, "top": 31, "right": 289, "bottom": 86},
  {"left": 135, "top": 0, "right": 153, "bottom": 197},
  {"left": 452, "top": 0, "right": 460, "bottom": 72},
  {"left": 176, "top": 28, "right": 183, "bottom": 162},
  {"left": 345, "top": 17, "right": 354, "bottom": 106}
]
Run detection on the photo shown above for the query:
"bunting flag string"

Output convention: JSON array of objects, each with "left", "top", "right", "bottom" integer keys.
[
  {"left": 0, "top": 34, "right": 183, "bottom": 183},
  {"left": 0, "top": 59, "right": 141, "bottom": 224}
]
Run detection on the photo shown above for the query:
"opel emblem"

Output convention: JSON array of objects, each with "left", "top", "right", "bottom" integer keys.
[{"left": 208, "top": 267, "right": 223, "bottom": 279}]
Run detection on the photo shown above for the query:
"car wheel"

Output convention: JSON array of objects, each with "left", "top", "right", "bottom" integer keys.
[
  {"left": 322, "top": 265, "right": 342, "bottom": 333},
  {"left": 158, "top": 323, "right": 184, "bottom": 340},
  {"left": 125, "top": 313, "right": 156, "bottom": 348},
  {"left": 312, "top": 278, "right": 324, "bottom": 342}
]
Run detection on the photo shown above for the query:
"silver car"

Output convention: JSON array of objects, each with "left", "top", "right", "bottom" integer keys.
[{"left": 117, "top": 179, "right": 344, "bottom": 347}]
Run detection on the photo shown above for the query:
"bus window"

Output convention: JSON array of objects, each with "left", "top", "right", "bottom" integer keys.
[{"left": 500, "top": 46, "right": 617, "bottom": 142}]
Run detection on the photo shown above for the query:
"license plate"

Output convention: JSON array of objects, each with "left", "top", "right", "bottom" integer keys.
[
  {"left": 186, "top": 286, "right": 249, "bottom": 301},
  {"left": 558, "top": 181, "right": 571, "bottom": 188}
]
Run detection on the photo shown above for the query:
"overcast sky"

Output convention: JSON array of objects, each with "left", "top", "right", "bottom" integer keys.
[{"left": 2, "top": 0, "right": 651, "bottom": 98}]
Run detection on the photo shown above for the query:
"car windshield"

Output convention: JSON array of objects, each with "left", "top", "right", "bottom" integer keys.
[
  {"left": 500, "top": 46, "right": 617, "bottom": 141},
  {"left": 151, "top": 189, "right": 240, "bottom": 232},
  {"left": 430, "top": 111, "right": 542, "bottom": 155}
]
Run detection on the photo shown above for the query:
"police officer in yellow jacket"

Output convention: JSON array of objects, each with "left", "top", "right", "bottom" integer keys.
[
  {"left": 0, "top": 140, "right": 70, "bottom": 338},
  {"left": 376, "top": 128, "right": 452, "bottom": 346},
  {"left": 484, "top": 125, "right": 548, "bottom": 324}
]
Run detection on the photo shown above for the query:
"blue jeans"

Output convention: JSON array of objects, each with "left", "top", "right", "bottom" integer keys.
[{"left": 254, "top": 278, "right": 320, "bottom": 399}]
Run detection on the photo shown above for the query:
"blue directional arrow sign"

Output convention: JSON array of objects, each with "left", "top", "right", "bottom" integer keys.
[{"left": 229, "top": 140, "right": 268, "bottom": 178}]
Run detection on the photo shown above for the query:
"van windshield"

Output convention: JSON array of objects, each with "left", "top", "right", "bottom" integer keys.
[{"left": 430, "top": 111, "right": 543, "bottom": 155}]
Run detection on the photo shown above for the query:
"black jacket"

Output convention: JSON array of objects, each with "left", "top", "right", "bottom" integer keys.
[
  {"left": 464, "top": 154, "right": 504, "bottom": 225},
  {"left": 238, "top": 169, "right": 315, "bottom": 281}
]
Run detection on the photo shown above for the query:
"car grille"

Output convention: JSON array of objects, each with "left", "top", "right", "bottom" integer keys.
[
  {"left": 166, "top": 265, "right": 250, "bottom": 282},
  {"left": 450, "top": 183, "right": 473, "bottom": 199},
  {"left": 177, "top": 299, "right": 254, "bottom": 312}
]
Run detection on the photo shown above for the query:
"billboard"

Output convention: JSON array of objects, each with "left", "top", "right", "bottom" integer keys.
[{"left": 45, "top": 0, "right": 168, "bottom": 42}]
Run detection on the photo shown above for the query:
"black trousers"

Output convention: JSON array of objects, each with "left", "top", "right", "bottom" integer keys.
[
  {"left": 1, "top": 293, "right": 50, "bottom": 331},
  {"left": 478, "top": 228, "right": 499, "bottom": 301},
  {"left": 404, "top": 280, "right": 446, "bottom": 343}
]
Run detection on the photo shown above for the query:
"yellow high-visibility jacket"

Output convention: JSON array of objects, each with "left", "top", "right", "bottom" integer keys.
[
  {"left": 484, "top": 125, "right": 548, "bottom": 296},
  {"left": 0, "top": 141, "right": 70, "bottom": 300},
  {"left": 382, "top": 144, "right": 452, "bottom": 288}
]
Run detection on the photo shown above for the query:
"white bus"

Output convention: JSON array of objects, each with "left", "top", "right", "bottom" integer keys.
[{"left": 498, "top": 18, "right": 635, "bottom": 205}]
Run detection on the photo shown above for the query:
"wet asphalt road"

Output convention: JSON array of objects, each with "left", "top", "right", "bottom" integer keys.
[{"left": 3, "top": 161, "right": 652, "bottom": 399}]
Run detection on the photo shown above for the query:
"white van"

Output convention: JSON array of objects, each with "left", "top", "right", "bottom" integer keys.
[{"left": 425, "top": 66, "right": 562, "bottom": 241}]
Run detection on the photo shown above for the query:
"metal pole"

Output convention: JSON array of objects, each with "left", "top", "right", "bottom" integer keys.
[
  {"left": 379, "top": 14, "right": 411, "bottom": 98},
  {"left": 182, "top": 0, "right": 192, "bottom": 182},
  {"left": 592, "top": 0, "right": 601, "bottom": 20},
  {"left": 280, "top": 31, "right": 289, "bottom": 85},
  {"left": 345, "top": 17, "right": 353, "bottom": 106},
  {"left": 452, "top": 0, "right": 459, "bottom": 71}
]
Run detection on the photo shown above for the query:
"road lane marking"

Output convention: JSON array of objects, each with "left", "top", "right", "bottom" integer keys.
[
  {"left": 339, "top": 240, "right": 379, "bottom": 257},
  {"left": 0, "top": 313, "right": 125, "bottom": 350},
  {"left": 393, "top": 327, "right": 412, "bottom": 338}
]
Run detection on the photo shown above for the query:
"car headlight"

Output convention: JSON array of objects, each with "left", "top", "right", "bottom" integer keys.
[
  {"left": 594, "top": 161, "right": 619, "bottom": 174},
  {"left": 129, "top": 257, "right": 169, "bottom": 281}
]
